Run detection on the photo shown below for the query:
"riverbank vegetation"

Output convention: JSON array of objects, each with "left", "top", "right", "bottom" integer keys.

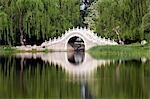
[
  {"left": 89, "top": 44, "right": 150, "bottom": 59},
  {"left": 1, "top": 0, "right": 150, "bottom": 46},
  {"left": 0, "top": 46, "right": 16, "bottom": 55},
  {"left": 84, "top": 0, "right": 150, "bottom": 43},
  {"left": 0, "top": 0, "right": 150, "bottom": 47},
  {"left": 0, "top": 0, "right": 80, "bottom": 45},
  {"left": 0, "top": 46, "right": 51, "bottom": 55}
]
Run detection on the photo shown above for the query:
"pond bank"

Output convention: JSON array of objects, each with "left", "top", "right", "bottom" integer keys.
[
  {"left": 0, "top": 46, "right": 52, "bottom": 55},
  {"left": 88, "top": 44, "right": 150, "bottom": 59},
  {"left": 1, "top": 44, "right": 150, "bottom": 58}
]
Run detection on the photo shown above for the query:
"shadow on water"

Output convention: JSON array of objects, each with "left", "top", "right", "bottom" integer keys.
[
  {"left": 67, "top": 51, "right": 85, "bottom": 65},
  {"left": 68, "top": 50, "right": 94, "bottom": 99},
  {"left": 0, "top": 52, "right": 150, "bottom": 98},
  {"left": 81, "top": 82, "right": 93, "bottom": 99}
]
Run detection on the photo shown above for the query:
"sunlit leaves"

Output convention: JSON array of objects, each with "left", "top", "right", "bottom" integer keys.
[
  {"left": 0, "top": 0, "right": 80, "bottom": 45},
  {"left": 85, "top": 0, "right": 150, "bottom": 42},
  {"left": 142, "top": 11, "right": 150, "bottom": 32},
  {"left": 0, "top": 11, "right": 8, "bottom": 29}
]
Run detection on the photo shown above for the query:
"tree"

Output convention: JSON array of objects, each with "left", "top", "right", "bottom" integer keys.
[
  {"left": 141, "top": 7, "right": 150, "bottom": 41},
  {"left": 0, "top": 11, "right": 9, "bottom": 45},
  {"left": 84, "top": 0, "right": 150, "bottom": 43},
  {"left": 142, "top": 10, "right": 150, "bottom": 33},
  {"left": 0, "top": 0, "right": 80, "bottom": 45}
]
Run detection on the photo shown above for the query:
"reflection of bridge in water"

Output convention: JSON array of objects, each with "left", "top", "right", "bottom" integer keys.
[
  {"left": 16, "top": 52, "right": 112, "bottom": 76},
  {"left": 15, "top": 51, "right": 112, "bottom": 99}
]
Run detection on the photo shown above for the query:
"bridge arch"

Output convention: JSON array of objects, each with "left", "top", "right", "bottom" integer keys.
[
  {"left": 16, "top": 27, "right": 118, "bottom": 51},
  {"left": 65, "top": 33, "right": 87, "bottom": 51},
  {"left": 38, "top": 27, "right": 118, "bottom": 51}
]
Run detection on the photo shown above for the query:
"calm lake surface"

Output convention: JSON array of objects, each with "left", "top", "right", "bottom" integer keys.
[{"left": 0, "top": 52, "right": 150, "bottom": 98}]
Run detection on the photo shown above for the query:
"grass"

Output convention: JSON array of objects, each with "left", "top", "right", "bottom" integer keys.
[
  {"left": 0, "top": 46, "right": 16, "bottom": 55},
  {"left": 0, "top": 46, "right": 52, "bottom": 55},
  {"left": 1, "top": 43, "right": 150, "bottom": 59},
  {"left": 88, "top": 43, "right": 150, "bottom": 60}
]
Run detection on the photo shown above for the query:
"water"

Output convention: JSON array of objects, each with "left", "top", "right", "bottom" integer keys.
[{"left": 0, "top": 52, "right": 150, "bottom": 98}]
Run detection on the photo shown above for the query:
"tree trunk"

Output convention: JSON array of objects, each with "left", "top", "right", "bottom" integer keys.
[
  {"left": 20, "top": 30, "right": 24, "bottom": 45},
  {"left": 113, "top": 28, "right": 124, "bottom": 44},
  {"left": 19, "top": 12, "right": 24, "bottom": 45}
]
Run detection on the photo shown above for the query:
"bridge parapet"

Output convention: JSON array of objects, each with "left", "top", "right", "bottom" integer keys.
[
  {"left": 15, "top": 27, "right": 118, "bottom": 51},
  {"left": 40, "top": 27, "right": 118, "bottom": 51}
]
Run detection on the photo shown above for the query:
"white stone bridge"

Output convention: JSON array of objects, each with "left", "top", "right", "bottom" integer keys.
[
  {"left": 41, "top": 27, "right": 118, "bottom": 51},
  {"left": 16, "top": 27, "right": 118, "bottom": 51}
]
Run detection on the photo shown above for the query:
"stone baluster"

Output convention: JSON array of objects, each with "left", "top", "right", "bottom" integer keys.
[
  {"left": 103, "top": 37, "right": 105, "bottom": 41},
  {"left": 99, "top": 36, "right": 101, "bottom": 38},
  {"left": 59, "top": 36, "right": 62, "bottom": 40},
  {"left": 57, "top": 36, "right": 60, "bottom": 40},
  {"left": 61, "top": 34, "right": 63, "bottom": 37},
  {"left": 80, "top": 27, "right": 82, "bottom": 31},
  {"left": 68, "top": 28, "right": 71, "bottom": 33},
  {"left": 49, "top": 38, "right": 52, "bottom": 44},
  {"left": 107, "top": 38, "right": 110, "bottom": 44},
  {"left": 94, "top": 33, "right": 97, "bottom": 38},
  {"left": 65, "top": 30, "right": 68, "bottom": 34},
  {"left": 53, "top": 37, "right": 56, "bottom": 42},
  {"left": 84, "top": 27, "right": 87, "bottom": 31},
  {"left": 90, "top": 31, "right": 94, "bottom": 36},
  {"left": 96, "top": 35, "right": 99, "bottom": 40},
  {"left": 72, "top": 27, "right": 75, "bottom": 31},
  {"left": 76, "top": 26, "right": 79, "bottom": 31}
]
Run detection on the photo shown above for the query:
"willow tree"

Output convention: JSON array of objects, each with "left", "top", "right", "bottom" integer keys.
[
  {"left": 0, "top": 11, "right": 9, "bottom": 45},
  {"left": 84, "top": 0, "right": 150, "bottom": 43},
  {"left": 15, "top": 0, "right": 27, "bottom": 45},
  {"left": 0, "top": 0, "right": 80, "bottom": 45},
  {"left": 141, "top": 7, "right": 150, "bottom": 41}
]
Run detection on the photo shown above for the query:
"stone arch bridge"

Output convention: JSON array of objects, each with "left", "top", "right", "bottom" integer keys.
[
  {"left": 40, "top": 27, "right": 118, "bottom": 51},
  {"left": 16, "top": 27, "right": 118, "bottom": 51}
]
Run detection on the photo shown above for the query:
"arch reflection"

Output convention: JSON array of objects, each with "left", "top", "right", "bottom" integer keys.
[
  {"left": 67, "top": 51, "right": 85, "bottom": 65},
  {"left": 16, "top": 52, "right": 111, "bottom": 76}
]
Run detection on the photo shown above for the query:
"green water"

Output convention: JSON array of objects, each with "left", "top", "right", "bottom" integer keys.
[{"left": 0, "top": 52, "right": 150, "bottom": 98}]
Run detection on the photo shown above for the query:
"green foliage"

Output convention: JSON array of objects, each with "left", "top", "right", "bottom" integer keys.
[
  {"left": 0, "top": 0, "right": 80, "bottom": 45},
  {"left": 85, "top": 0, "right": 150, "bottom": 42},
  {"left": 0, "top": 11, "right": 8, "bottom": 29},
  {"left": 89, "top": 45, "right": 150, "bottom": 59},
  {"left": 1, "top": 0, "right": 150, "bottom": 45},
  {"left": 141, "top": 7, "right": 150, "bottom": 41}
]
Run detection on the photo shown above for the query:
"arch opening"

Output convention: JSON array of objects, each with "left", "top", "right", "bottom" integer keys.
[
  {"left": 67, "top": 36, "right": 85, "bottom": 65},
  {"left": 67, "top": 36, "right": 85, "bottom": 51}
]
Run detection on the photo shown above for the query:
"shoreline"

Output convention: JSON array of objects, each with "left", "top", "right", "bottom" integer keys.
[
  {"left": 88, "top": 44, "right": 150, "bottom": 59},
  {"left": 0, "top": 44, "right": 150, "bottom": 58}
]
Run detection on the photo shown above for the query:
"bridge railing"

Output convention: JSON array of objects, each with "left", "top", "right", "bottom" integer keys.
[{"left": 41, "top": 27, "right": 118, "bottom": 47}]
